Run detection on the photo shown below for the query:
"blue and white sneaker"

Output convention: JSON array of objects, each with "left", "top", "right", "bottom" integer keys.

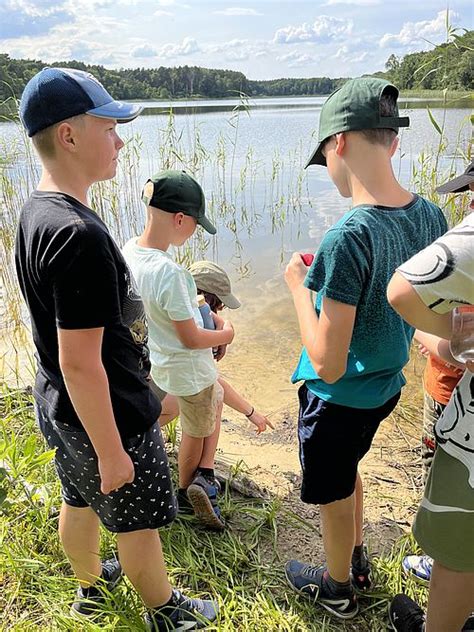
[
  {"left": 187, "top": 474, "right": 225, "bottom": 530},
  {"left": 145, "top": 588, "right": 219, "bottom": 631},
  {"left": 285, "top": 560, "right": 358, "bottom": 620},
  {"left": 402, "top": 555, "right": 433, "bottom": 585}
]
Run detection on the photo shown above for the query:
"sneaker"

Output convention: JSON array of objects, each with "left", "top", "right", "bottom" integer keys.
[
  {"left": 402, "top": 554, "right": 433, "bottom": 585},
  {"left": 462, "top": 613, "right": 474, "bottom": 631},
  {"left": 71, "top": 557, "right": 123, "bottom": 618},
  {"left": 388, "top": 594, "right": 425, "bottom": 632},
  {"left": 187, "top": 474, "right": 225, "bottom": 531},
  {"left": 145, "top": 588, "right": 219, "bottom": 631},
  {"left": 284, "top": 560, "right": 358, "bottom": 620},
  {"left": 351, "top": 546, "right": 372, "bottom": 592}
]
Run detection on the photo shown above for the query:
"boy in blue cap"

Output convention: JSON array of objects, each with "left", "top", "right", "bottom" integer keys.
[
  {"left": 284, "top": 77, "right": 448, "bottom": 619},
  {"left": 15, "top": 68, "right": 217, "bottom": 629}
]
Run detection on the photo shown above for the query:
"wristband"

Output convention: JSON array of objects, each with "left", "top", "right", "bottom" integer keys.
[{"left": 245, "top": 406, "right": 255, "bottom": 418}]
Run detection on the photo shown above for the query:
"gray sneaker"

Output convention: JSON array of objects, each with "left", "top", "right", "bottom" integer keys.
[{"left": 70, "top": 557, "right": 122, "bottom": 618}]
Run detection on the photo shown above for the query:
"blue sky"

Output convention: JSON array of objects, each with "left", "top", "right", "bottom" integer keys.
[{"left": 0, "top": 1, "right": 472, "bottom": 79}]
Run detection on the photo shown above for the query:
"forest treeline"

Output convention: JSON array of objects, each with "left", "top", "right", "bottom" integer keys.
[{"left": 0, "top": 30, "right": 472, "bottom": 103}]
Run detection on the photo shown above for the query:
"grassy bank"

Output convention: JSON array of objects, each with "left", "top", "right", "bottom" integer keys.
[{"left": 0, "top": 385, "right": 429, "bottom": 631}]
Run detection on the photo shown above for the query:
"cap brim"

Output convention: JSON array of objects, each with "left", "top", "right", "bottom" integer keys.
[
  {"left": 198, "top": 215, "right": 217, "bottom": 235},
  {"left": 436, "top": 173, "right": 473, "bottom": 194},
  {"left": 219, "top": 293, "right": 241, "bottom": 309},
  {"left": 305, "top": 142, "right": 326, "bottom": 168},
  {"left": 87, "top": 101, "right": 143, "bottom": 123}
]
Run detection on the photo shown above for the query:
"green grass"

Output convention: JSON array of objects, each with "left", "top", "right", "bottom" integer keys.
[{"left": 0, "top": 385, "right": 430, "bottom": 631}]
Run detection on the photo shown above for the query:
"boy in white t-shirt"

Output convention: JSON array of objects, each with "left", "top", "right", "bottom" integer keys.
[{"left": 123, "top": 170, "right": 234, "bottom": 530}]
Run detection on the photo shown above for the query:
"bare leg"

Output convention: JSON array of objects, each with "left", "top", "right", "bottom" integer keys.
[
  {"left": 320, "top": 493, "right": 356, "bottom": 582},
  {"left": 354, "top": 472, "right": 364, "bottom": 547},
  {"left": 178, "top": 433, "right": 204, "bottom": 488},
  {"left": 117, "top": 529, "right": 172, "bottom": 608},
  {"left": 198, "top": 399, "right": 223, "bottom": 469},
  {"left": 58, "top": 503, "right": 101, "bottom": 588},
  {"left": 425, "top": 561, "right": 474, "bottom": 632},
  {"left": 159, "top": 394, "right": 179, "bottom": 428}
]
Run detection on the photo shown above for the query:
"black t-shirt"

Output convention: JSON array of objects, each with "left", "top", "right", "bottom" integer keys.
[{"left": 15, "top": 191, "right": 161, "bottom": 437}]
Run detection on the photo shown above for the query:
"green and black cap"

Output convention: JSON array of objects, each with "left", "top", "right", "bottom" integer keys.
[
  {"left": 142, "top": 169, "right": 216, "bottom": 235},
  {"left": 306, "top": 77, "right": 410, "bottom": 168}
]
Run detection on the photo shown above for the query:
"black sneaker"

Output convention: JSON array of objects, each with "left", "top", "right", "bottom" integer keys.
[
  {"left": 71, "top": 557, "right": 123, "bottom": 618},
  {"left": 145, "top": 588, "right": 219, "bottom": 631},
  {"left": 463, "top": 613, "right": 474, "bottom": 631},
  {"left": 351, "top": 546, "right": 372, "bottom": 592},
  {"left": 388, "top": 594, "right": 425, "bottom": 631},
  {"left": 284, "top": 560, "right": 358, "bottom": 620},
  {"left": 187, "top": 474, "right": 225, "bottom": 531}
]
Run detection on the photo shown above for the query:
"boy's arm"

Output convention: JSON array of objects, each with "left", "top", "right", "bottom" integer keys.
[
  {"left": 172, "top": 318, "right": 234, "bottom": 349},
  {"left": 413, "top": 330, "right": 465, "bottom": 370},
  {"left": 58, "top": 327, "right": 134, "bottom": 494},
  {"left": 387, "top": 272, "right": 452, "bottom": 339},
  {"left": 286, "top": 253, "right": 356, "bottom": 383}
]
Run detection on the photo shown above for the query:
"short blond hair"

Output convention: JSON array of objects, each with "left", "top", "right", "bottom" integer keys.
[{"left": 31, "top": 114, "right": 86, "bottom": 160}]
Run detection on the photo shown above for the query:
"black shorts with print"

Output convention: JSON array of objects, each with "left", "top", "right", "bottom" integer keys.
[{"left": 35, "top": 403, "right": 177, "bottom": 533}]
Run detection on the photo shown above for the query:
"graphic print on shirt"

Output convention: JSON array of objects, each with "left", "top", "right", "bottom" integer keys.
[
  {"left": 436, "top": 374, "right": 474, "bottom": 486},
  {"left": 122, "top": 265, "right": 150, "bottom": 373}
]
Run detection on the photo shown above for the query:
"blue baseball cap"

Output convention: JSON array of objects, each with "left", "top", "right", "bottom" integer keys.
[{"left": 20, "top": 67, "right": 143, "bottom": 137}]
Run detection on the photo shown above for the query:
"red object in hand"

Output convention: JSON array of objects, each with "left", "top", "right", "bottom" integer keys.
[{"left": 300, "top": 253, "right": 314, "bottom": 266}]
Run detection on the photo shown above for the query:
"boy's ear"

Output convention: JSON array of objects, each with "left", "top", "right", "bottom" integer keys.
[
  {"left": 389, "top": 135, "right": 399, "bottom": 158},
  {"left": 174, "top": 212, "right": 185, "bottom": 227},
  {"left": 56, "top": 121, "right": 78, "bottom": 153},
  {"left": 334, "top": 133, "right": 345, "bottom": 157}
]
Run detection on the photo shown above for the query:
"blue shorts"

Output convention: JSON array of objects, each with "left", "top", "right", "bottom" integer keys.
[
  {"left": 297, "top": 384, "right": 401, "bottom": 505},
  {"left": 35, "top": 403, "right": 177, "bottom": 533}
]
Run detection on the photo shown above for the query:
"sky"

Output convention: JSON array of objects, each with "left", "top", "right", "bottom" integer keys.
[{"left": 0, "top": 1, "right": 472, "bottom": 79}]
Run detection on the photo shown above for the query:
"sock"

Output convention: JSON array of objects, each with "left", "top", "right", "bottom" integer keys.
[
  {"left": 152, "top": 591, "right": 176, "bottom": 612},
  {"left": 197, "top": 467, "right": 215, "bottom": 479},
  {"left": 351, "top": 543, "right": 366, "bottom": 569},
  {"left": 322, "top": 570, "right": 351, "bottom": 595}
]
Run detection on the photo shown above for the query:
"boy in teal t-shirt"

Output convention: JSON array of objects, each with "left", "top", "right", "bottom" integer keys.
[{"left": 284, "top": 77, "right": 447, "bottom": 620}]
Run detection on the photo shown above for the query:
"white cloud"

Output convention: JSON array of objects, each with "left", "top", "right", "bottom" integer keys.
[
  {"left": 380, "top": 10, "right": 457, "bottom": 49},
  {"left": 213, "top": 7, "right": 262, "bottom": 16},
  {"left": 323, "top": 0, "right": 380, "bottom": 5},
  {"left": 154, "top": 9, "right": 173, "bottom": 17},
  {"left": 155, "top": 0, "right": 189, "bottom": 5},
  {"left": 160, "top": 36, "right": 200, "bottom": 58},
  {"left": 131, "top": 44, "right": 157, "bottom": 58},
  {"left": 276, "top": 50, "right": 318, "bottom": 67},
  {"left": 274, "top": 16, "right": 353, "bottom": 44}
]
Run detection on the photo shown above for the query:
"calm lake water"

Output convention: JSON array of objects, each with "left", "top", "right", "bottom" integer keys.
[{"left": 0, "top": 96, "right": 472, "bottom": 395}]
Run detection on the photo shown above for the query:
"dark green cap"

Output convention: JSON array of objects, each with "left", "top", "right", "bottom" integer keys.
[
  {"left": 306, "top": 77, "right": 410, "bottom": 168},
  {"left": 142, "top": 169, "right": 216, "bottom": 235}
]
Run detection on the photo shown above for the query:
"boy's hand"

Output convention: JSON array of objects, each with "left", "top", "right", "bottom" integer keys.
[
  {"left": 248, "top": 409, "right": 274, "bottom": 434},
  {"left": 285, "top": 253, "right": 309, "bottom": 293},
  {"left": 214, "top": 344, "right": 227, "bottom": 361},
  {"left": 98, "top": 450, "right": 135, "bottom": 494}
]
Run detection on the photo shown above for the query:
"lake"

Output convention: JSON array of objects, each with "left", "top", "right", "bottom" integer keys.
[{"left": 0, "top": 95, "right": 472, "bottom": 408}]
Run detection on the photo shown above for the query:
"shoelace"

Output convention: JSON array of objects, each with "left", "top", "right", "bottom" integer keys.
[{"left": 301, "top": 565, "right": 321, "bottom": 580}]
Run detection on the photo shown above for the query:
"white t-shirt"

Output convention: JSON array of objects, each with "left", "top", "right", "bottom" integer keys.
[
  {"left": 398, "top": 212, "right": 474, "bottom": 485},
  {"left": 122, "top": 238, "right": 217, "bottom": 396}
]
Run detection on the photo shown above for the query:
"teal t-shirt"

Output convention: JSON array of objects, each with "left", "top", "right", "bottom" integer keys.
[{"left": 291, "top": 195, "right": 448, "bottom": 409}]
